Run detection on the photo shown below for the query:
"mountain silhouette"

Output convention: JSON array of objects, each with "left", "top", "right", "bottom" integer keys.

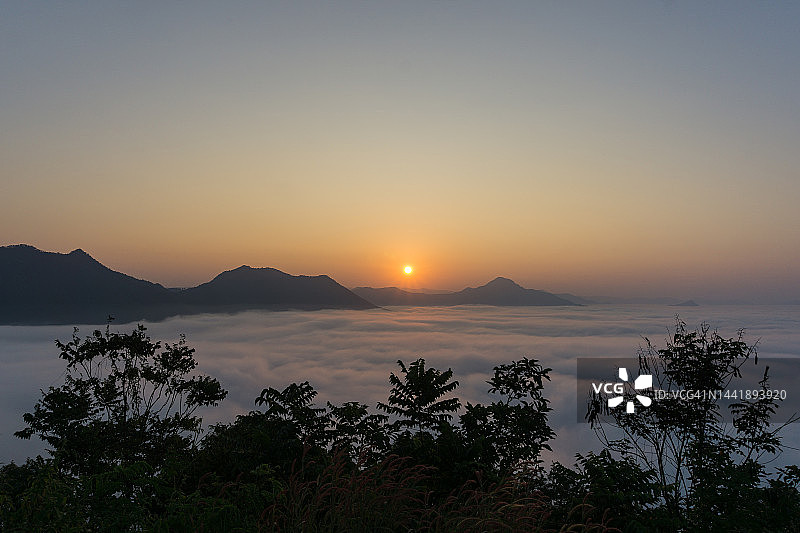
[
  {"left": 554, "top": 292, "right": 595, "bottom": 305},
  {"left": 348, "top": 287, "right": 433, "bottom": 306},
  {"left": 352, "top": 277, "right": 577, "bottom": 307},
  {"left": 180, "top": 265, "right": 374, "bottom": 312},
  {"left": 0, "top": 245, "right": 374, "bottom": 325},
  {"left": 0, "top": 245, "right": 177, "bottom": 324}
]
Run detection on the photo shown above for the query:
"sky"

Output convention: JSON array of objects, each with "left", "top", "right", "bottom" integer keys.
[{"left": 1, "top": 2, "right": 799, "bottom": 302}]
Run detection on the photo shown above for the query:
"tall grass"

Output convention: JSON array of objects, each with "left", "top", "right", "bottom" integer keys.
[{"left": 260, "top": 450, "right": 621, "bottom": 532}]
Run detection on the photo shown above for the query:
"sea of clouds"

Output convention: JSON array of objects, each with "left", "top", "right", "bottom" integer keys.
[{"left": 2, "top": 304, "right": 799, "bottom": 468}]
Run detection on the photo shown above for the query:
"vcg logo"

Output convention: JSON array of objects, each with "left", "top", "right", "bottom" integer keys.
[{"left": 592, "top": 368, "right": 653, "bottom": 413}]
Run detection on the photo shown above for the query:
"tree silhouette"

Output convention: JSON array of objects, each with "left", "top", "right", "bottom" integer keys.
[
  {"left": 461, "top": 357, "right": 555, "bottom": 471},
  {"left": 256, "top": 381, "right": 329, "bottom": 446},
  {"left": 327, "top": 401, "right": 390, "bottom": 462},
  {"left": 587, "top": 319, "right": 800, "bottom": 531},
  {"left": 377, "top": 358, "right": 460, "bottom": 432},
  {"left": 15, "top": 325, "right": 227, "bottom": 476}
]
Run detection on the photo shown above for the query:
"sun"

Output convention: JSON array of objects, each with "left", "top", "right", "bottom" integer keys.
[{"left": 403, "top": 265, "right": 413, "bottom": 275}]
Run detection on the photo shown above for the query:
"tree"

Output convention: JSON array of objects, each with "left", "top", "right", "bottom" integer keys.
[
  {"left": 587, "top": 319, "right": 800, "bottom": 531},
  {"left": 377, "top": 358, "right": 461, "bottom": 433},
  {"left": 15, "top": 325, "right": 227, "bottom": 476},
  {"left": 256, "top": 381, "right": 329, "bottom": 446},
  {"left": 327, "top": 401, "right": 390, "bottom": 463},
  {"left": 378, "top": 358, "right": 461, "bottom": 431},
  {"left": 461, "top": 358, "right": 555, "bottom": 472},
  {"left": 541, "top": 450, "right": 662, "bottom": 532}
]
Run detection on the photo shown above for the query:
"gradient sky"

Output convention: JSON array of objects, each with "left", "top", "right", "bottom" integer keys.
[{"left": 2, "top": 2, "right": 798, "bottom": 302}]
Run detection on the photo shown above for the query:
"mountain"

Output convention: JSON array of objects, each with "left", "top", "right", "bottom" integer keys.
[
  {"left": 352, "top": 277, "right": 577, "bottom": 307},
  {"left": 452, "top": 277, "right": 577, "bottom": 305},
  {"left": 349, "top": 287, "right": 434, "bottom": 306},
  {"left": 180, "top": 265, "right": 374, "bottom": 312},
  {"left": 403, "top": 288, "right": 454, "bottom": 295},
  {"left": 0, "top": 245, "right": 374, "bottom": 325},
  {"left": 555, "top": 293, "right": 595, "bottom": 305},
  {"left": 0, "top": 244, "right": 176, "bottom": 324},
  {"left": 584, "top": 295, "right": 690, "bottom": 305}
]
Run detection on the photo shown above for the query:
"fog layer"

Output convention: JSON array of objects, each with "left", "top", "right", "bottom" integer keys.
[{"left": 2, "top": 304, "right": 799, "bottom": 466}]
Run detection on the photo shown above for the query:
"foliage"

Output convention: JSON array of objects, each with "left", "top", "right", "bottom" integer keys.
[
  {"left": 461, "top": 357, "right": 556, "bottom": 472},
  {"left": 15, "top": 325, "right": 227, "bottom": 476},
  {"left": 377, "top": 358, "right": 461, "bottom": 432},
  {"left": 586, "top": 318, "right": 800, "bottom": 532},
  {"left": 540, "top": 451, "right": 664, "bottom": 532},
  {"left": 0, "top": 457, "right": 84, "bottom": 532},
  {"left": 191, "top": 412, "right": 312, "bottom": 483},
  {"left": 327, "top": 401, "right": 390, "bottom": 463},
  {"left": 256, "top": 381, "right": 330, "bottom": 447},
  {"left": 2, "top": 320, "right": 799, "bottom": 531},
  {"left": 151, "top": 463, "right": 282, "bottom": 532}
]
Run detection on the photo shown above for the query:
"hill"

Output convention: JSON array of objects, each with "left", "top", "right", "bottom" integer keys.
[
  {"left": 180, "top": 265, "right": 374, "bottom": 312},
  {"left": 0, "top": 245, "right": 374, "bottom": 324},
  {"left": 352, "top": 277, "right": 577, "bottom": 307},
  {"left": 0, "top": 245, "right": 176, "bottom": 324}
]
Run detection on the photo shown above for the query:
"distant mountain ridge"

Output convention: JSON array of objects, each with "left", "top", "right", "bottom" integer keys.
[
  {"left": 0, "top": 245, "right": 176, "bottom": 324},
  {"left": 0, "top": 245, "right": 374, "bottom": 325},
  {"left": 181, "top": 265, "right": 373, "bottom": 311},
  {"left": 352, "top": 277, "right": 578, "bottom": 307}
]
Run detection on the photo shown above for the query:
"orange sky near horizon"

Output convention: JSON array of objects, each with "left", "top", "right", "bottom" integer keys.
[{"left": 2, "top": 3, "right": 798, "bottom": 303}]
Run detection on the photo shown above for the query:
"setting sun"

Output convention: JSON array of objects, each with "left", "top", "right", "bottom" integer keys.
[{"left": 403, "top": 265, "right": 413, "bottom": 275}]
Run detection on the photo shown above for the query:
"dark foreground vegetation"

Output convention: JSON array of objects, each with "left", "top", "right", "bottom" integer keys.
[{"left": 1, "top": 320, "right": 799, "bottom": 531}]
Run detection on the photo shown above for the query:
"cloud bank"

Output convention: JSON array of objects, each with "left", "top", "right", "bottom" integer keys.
[{"left": 2, "top": 304, "right": 799, "bottom": 466}]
